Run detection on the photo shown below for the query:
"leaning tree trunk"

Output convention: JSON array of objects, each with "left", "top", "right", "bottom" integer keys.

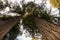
[
  {"left": 34, "top": 17, "right": 60, "bottom": 40},
  {"left": 0, "top": 16, "right": 21, "bottom": 40}
]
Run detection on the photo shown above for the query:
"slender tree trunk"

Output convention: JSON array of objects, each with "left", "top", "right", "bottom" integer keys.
[{"left": 58, "top": 8, "right": 60, "bottom": 25}]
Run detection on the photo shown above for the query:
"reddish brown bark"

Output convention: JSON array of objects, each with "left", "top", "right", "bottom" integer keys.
[
  {"left": 0, "top": 16, "right": 21, "bottom": 40},
  {"left": 34, "top": 17, "right": 60, "bottom": 40}
]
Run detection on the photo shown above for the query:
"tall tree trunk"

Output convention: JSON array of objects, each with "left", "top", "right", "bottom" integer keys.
[
  {"left": 34, "top": 17, "right": 60, "bottom": 40},
  {"left": 0, "top": 16, "right": 21, "bottom": 40}
]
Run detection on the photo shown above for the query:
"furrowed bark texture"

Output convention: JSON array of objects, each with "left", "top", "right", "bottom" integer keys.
[
  {"left": 34, "top": 17, "right": 60, "bottom": 40},
  {"left": 0, "top": 16, "right": 21, "bottom": 40}
]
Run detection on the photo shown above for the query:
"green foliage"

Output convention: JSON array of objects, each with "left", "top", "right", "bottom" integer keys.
[
  {"left": 0, "top": 15, "right": 13, "bottom": 20},
  {"left": 8, "top": 22, "right": 20, "bottom": 40},
  {"left": 11, "top": 6, "right": 24, "bottom": 14},
  {"left": 1, "top": 1, "right": 56, "bottom": 40},
  {"left": 11, "top": 2, "right": 36, "bottom": 15},
  {"left": 40, "top": 11, "right": 51, "bottom": 21},
  {"left": 22, "top": 15, "right": 40, "bottom": 36},
  {"left": 22, "top": 2, "right": 55, "bottom": 36},
  {"left": 25, "top": 2, "right": 36, "bottom": 13}
]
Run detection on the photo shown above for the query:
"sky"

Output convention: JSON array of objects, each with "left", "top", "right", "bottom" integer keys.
[{"left": 1, "top": 0, "right": 59, "bottom": 40}]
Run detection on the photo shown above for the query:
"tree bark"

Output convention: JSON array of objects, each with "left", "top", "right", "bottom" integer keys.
[
  {"left": 34, "top": 17, "right": 60, "bottom": 40},
  {"left": 0, "top": 16, "right": 21, "bottom": 40}
]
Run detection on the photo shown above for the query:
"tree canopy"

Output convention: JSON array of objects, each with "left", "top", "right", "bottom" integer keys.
[{"left": 0, "top": 0, "right": 59, "bottom": 40}]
